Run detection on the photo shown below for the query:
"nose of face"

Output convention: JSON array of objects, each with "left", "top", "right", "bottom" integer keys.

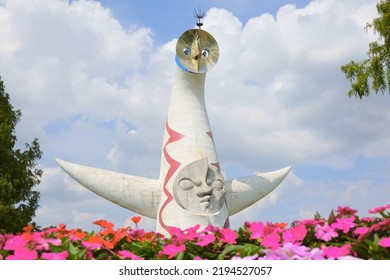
[{"left": 196, "top": 183, "right": 212, "bottom": 198}]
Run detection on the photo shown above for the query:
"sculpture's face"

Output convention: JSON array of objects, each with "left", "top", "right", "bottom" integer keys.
[
  {"left": 173, "top": 158, "right": 226, "bottom": 215},
  {"left": 176, "top": 29, "right": 219, "bottom": 73}
]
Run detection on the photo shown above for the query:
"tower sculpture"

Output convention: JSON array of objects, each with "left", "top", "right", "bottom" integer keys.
[{"left": 56, "top": 14, "right": 291, "bottom": 236}]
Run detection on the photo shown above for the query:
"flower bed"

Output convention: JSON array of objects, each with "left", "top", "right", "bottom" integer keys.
[{"left": 1, "top": 205, "right": 389, "bottom": 260}]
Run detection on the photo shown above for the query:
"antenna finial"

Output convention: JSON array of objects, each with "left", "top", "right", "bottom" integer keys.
[{"left": 193, "top": 8, "right": 205, "bottom": 28}]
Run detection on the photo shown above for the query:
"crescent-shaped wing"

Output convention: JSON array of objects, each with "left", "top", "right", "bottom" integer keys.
[
  {"left": 55, "top": 159, "right": 161, "bottom": 219},
  {"left": 225, "top": 166, "right": 291, "bottom": 216}
]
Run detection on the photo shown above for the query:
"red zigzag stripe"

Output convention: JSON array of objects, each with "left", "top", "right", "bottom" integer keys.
[{"left": 158, "top": 121, "right": 185, "bottom": 234}]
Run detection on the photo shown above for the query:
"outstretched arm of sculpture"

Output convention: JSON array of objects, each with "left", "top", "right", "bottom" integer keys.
[
  {"left": 55, "top": 159, "right": 161, "bottom": 219},
  {"left": 225, "top": 166, "right": 291, "bottom": 216}
]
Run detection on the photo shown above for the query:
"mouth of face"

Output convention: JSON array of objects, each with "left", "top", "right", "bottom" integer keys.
[{"left": 199, "top": 195, "right": 211, "bottom": 204}]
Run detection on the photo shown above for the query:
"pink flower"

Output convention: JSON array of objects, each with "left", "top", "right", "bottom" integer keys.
[
  {"left": 332, "top": 216, "right": 356, "bottom": 233},
  {"left": 248, "top": 221, "right": 265, "bottom": 239},
  {"left": 360, "top": 217, "right": 375, "bottom": 223},
  {"left": 3, "top": 235, "right": 27, "bottom": 250},
  {"left": 34, "top": 237, "right": 50, "bottom": 251},
  {"left": 3, "top": 234, "right": 39, "bottom": 260},
  {"left": 261, "top": 228, "right": 280, "bottom": 249},
  {"left": 169, "top": 227, "right": 187, "bottom": 241},
  {"left": 336, "top": 206, "right": 358, "bottom": 216},
  {"left": 81, "top": 241, "right": 102, "bottom": 250},
  {"left": 47, "top": 238, "right": 62, "bottom": 247},
  {"left": 368, "top": 204, "right": 390, "bottom": 214},
  {"left": 219, "top": 228, "right": 237, "bottom": 244},
  {"left": 128, "top": 228, "right": 145, "bottom": 239},
  {"left": 284, "top": 243, "right": 324, "bottom": 260},
  {"left": 378, "top": 237, "right": 390, "bottom": 248},
  {"left": 315, "top": 222, "right": 338, "bottom": 241},
  {"left": 282, "top": 224, "right": 307, "bottom": 244},
  {"left": 161, "top": 244, "right": 186, "bottom": 259},
  {"left": 171, "top": 225, "right": 200, "bottom": 242},
  {"left": 204, "top": 224, "right": 217, "bottom": 232},
  {"left": 296, "top": 219, "right": 321, "bottom": 227},
  {"left": 354, "top": 227, "right": 370, "bottom": 241},
  {"left": 183, "top": 225, "right": 201, "bottom": 240},
  {"left": 169, "top": 225, "right": 200, "bottom": 242},
  {"left": 370, "top": 218, "right": 390, "bottom": 232},
  {"left": 260, "top": 243, "right": 324, "bottom": 260},
  {"left": 196, "top": 234, "right": 215, "bottom": 247},
  {"left": 6, "top": 247, "right": 38, "bottom": 260},
  {"left": 118, "top": 250, "right": 144, "bottom": 260},
  {"left": 41, "top": 251, "right": 69, "bottom": 260},
  {"left": 322, "top": 244, "right": 351, "bottom": 259}
]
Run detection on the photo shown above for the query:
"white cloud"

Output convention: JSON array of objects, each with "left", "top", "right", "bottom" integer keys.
[
  {"left": 1, "top": 0, "right": 388, "bottom": 231},
  {"left": 202, "top": 1, "right": 389, "bottom": 174},
  {"left": 1, "top": 0, "right": 153, "bottom": 144}
]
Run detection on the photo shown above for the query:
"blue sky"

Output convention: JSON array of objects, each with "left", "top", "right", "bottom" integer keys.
[
  {"left": 97, "top": 0, "right": 312, "bottom": 44},
  {"left": 1, "top": 0, "right": 389, "bottom": 232}
]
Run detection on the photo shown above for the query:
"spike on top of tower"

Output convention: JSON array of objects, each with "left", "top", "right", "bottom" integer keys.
[{"left": 194, "top": 8, "right": 205, "bottom": 29}]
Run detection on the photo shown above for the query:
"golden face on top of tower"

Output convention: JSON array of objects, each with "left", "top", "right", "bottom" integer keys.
[{"left": 176, "top": 29, "right": 219, "bottom": 73}]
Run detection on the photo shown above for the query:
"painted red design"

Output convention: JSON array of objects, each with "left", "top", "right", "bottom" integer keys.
[
  {"left": 206, "top": 131, "right": 214, "bottom": 141},
  {"left": 158, "top": 121, "right": 185, "bottom": 233}
]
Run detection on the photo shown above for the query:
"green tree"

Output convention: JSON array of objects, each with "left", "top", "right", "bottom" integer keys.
[
  {"left": 0, "top": 76, "right": 43, "bottom": 233},
  {"left": 341, "top": 0, "right": 390, "bottom": 98}
]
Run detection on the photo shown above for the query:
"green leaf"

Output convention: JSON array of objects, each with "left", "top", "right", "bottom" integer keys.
[
  {"left": 217, "top": 243, "right": 260, "bottom": 260},
  {"left": 341, "top": 0, "right": 390, "bottom": 98},
  {"left": 48, "top": 243, "right": 63, "bottom": 253},
  {"left": 67, "top": 242, "right": 86, "bottom": 260},
  {"left": 175, "top": 251, "right": 185, "bottom": 260},
  {"left": 327, "top": 209, "right": 336, "bottom": 224}
]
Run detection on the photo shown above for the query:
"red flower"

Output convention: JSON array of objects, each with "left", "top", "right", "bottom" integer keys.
[
  {"left": 87, "top": 235, "right": 114, "bottom": 249},
  {"left": 22, "top": 224, "right": 34, "bottom": 233},
  {"left": 275, "top": 222, "right": 288, "bottom": 229},
  {"left": 131, "top": 216, "right": 141, "bottom": 225},
  {"left": 93, "top": 220, "right": 114, "bottom": 236},
  {"left": 93, "top": 220, "right": 114, "bottom": 229}
]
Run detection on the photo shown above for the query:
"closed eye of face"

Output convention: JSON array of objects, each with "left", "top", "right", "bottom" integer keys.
[
  {"left": 206, "top": 169, "right": 225, "bottom": 192},
  {"left": 179, "top": 178, "right": 202, "bottom": 191},
  {"left": 179, "top": 178, "right": 194, "bottom": 190}
]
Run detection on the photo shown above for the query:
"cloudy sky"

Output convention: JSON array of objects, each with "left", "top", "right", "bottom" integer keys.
[{"left": 1, "top": 0, "right": 389, "bottom": 232}]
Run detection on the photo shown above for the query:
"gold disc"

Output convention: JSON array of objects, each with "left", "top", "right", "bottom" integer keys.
[{"left": 176, "top": 29, "right": 219, "bottom": 73}]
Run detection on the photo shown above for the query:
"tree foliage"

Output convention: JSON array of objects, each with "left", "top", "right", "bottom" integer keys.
[
  {"left": 0, "top": 77, "right": 43, "bottom": 233},
  {"left": 341, "top": 0, "right": 390, "bottom": 98}
]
